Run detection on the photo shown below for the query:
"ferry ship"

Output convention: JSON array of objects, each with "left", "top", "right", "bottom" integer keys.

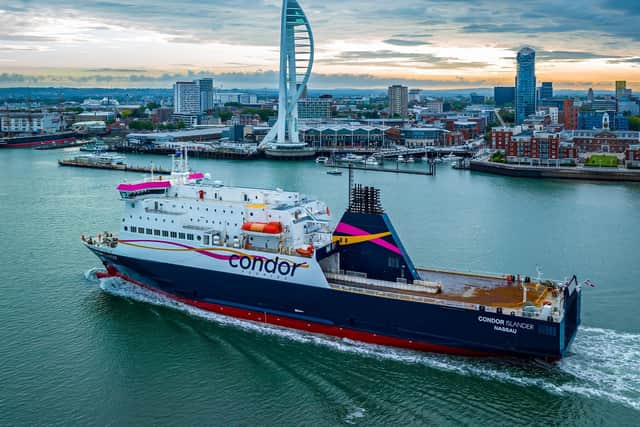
[{"left": 84, "top": 152, "right": 581, "bottom": 359}]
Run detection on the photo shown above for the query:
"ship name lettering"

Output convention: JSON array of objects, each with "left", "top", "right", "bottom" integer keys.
[
  {"left": 478, "top": 316, "right": 505, "bottom": 325},
  {"left": 229, "top": 255, "right": 301, "bottom": 277},
  {"left": 494, "top": 325, "right": 517, "bottom": 334}
]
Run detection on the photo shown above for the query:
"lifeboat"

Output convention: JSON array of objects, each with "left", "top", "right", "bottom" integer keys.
[
  {"left": 296, "top": 245, "right": 314, "bottom": 257},
  {"left": 241, "top": 221, "right": 283, "bottom": 234}
]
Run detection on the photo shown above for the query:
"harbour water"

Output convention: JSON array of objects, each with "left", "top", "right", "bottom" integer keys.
[{"left": 1, "top": 148, "right": 639, "bottom": 425}]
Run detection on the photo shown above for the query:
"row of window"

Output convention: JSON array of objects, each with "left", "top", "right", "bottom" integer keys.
[{"left": 126, "top": 226, "right": 201, "bottom": 242}]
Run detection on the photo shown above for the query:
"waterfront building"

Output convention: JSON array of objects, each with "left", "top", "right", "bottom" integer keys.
[
  {"left": 506, "top": 131, "right": 577, "bottom": 165},
  {"left": 124, "top": 128, "right": 225, "bottom": 148},
  {"left": 490, "top": 126, "right": 522, "bottom": 151},
  {"left": 587, "top": 88, "right": 594, "bottom": 102},
  {"left": 494, "top": 86, "right": 515, "bottom": 107},
  {"left": 388, "top": 85, "right": 409, "bottom": 118},
  {"left": 515, "top": 47, "right": 536, "bottom": 124},
  {"left": 626, "top": 144, "right": 640, "bottom": 168},
  {"left": 298, "top": 97, "right": 331, "bottom": 120},
  {"left": 616, "top": 81, "right": 627, "bottom": 100},
  {"left": 540, "top": 82, "right": 553, "bottom": 100},
  {"left": 562, "top": 129, "right": 640, "bottom": 153},
  {"left": 299, "top": 124, "right": 390, "bottom": 149},
  {"left": 0, "top": 112, "right": 63, "bottom": 133},
  {"left": 401, "top": 127, "right": 447, "bottom": 147},
  {"left": 173, "top": 82, "right": 200, "bottom": 115}
]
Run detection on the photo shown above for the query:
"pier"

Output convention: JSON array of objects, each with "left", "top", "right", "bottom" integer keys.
[
  {"left": 326, "top": 161, "right": 436, "bottom": 176},
  {"left": 58, "top": 159, "right": 171, "bottom": 174}
]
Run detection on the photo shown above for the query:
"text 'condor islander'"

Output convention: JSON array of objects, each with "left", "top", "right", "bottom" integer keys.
[{"left": 84, "top": 150, "right": 581, "bottom": 360}]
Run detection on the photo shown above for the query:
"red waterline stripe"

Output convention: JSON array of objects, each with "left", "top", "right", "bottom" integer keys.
[{"left": 99, "top": 265, "right": 496, "bottom": 357}]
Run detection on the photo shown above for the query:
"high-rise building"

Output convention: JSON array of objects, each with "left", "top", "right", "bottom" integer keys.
[
  {"left": 563, "top": 99, "right": 579, "bottom": 130},
  {"left": 196, "top": 78, "right": 214, "bottom": 113},
  {"left": 515, "top": 47, "right": 536, "bottom": 124},
  {"left": 494, "top": 86, "right": 515, "bottom": 106},
  {"left": 615, "top": 81, "right": 627, "bottom": 100},
  {"left": 173, "top": 81, "right": 200, "bottom": 114},
  {"left": 540, "top": 82, "right": 553, "bottom": 100},
  {"left": 298, "top": 97, "right": 331, "bottom": 119},
  {"left": 388, "top": 85, "right": 408, "bottom": 117},
  {"left": 587, "top": 88, "right": 594, "bottom": 102}
]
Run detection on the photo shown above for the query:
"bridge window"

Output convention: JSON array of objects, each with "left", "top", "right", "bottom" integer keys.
[
  {"left": 186, "top": 234, "right": 194, "bottom": 241},
  {"left": 138, "top": 228, "right": 145, "bottom": 234},
  {"left": 162, "top": 230, "right": 169, "bottom": 237},
  {"left": 154, "top": 229, "right": 161, "bottom": 236},
  {"left": 179, "top": 233, "right": 186, "bottom": 239},
  {"left": 130, "top": 226, "right": 137, "bottom": 233},
  {"left": 170, "top": 231, "right": 177, "bottom": 238},
  {"left": 146, "top": 228, "right": 152, "bottom": 235}
]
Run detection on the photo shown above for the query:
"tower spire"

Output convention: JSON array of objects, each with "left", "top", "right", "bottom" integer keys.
[{"left": 260, "top": 0, "right": 315, "bottom": 155}]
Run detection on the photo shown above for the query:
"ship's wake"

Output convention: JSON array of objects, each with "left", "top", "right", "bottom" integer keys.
[{"left": 92, "top": 274, "right": 640, "bottom": 412}]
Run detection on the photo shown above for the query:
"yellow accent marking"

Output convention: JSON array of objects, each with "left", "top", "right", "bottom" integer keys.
[
  {"left": 245, "top": 203, "right": 266, "bottom": 209},
  {"left": 332, "top": 231, "right": 391, "bottom": 246}
]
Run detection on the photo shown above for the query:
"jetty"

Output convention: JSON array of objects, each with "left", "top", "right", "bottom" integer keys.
[
  {"left": 326, "top": 161, "right": 436, "bottom": 176},
  {"left": 58, "top": 159, "right": 171, "bottom": 174}
]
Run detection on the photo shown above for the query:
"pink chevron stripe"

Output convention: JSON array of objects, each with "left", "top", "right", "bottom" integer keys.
[
  {"left": 121, "top": 239, "right": 234, "bottom": 260},
  {"left": 188, "top": 172, "right": 205, "bottom": 180},
  {"left": 117, "top": 181, "right": 171, "bottom": 192},
  {"left": 334, "top": 222, "right": 402, "bottom": 255}
]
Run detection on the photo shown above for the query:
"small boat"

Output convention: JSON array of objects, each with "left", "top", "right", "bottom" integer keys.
[
  {"left": 365, "top": 156, "right": 378, "bottom": 166},
  {"left": 315, "top": 156, "right": 329, "bottom": 164},
  {"left": 397, "top": 155, "right": 405, "bottom": 162},
  {"left": 406, "top": 156, "right": 415, "bottom": 163},
  {"left": 326, "top": 169, "right": 343, "bottom": 175},
  {"left": 338, "top": 153, "right": 365, "bottom": 163},
  {"left": 442, "top": 153, "right": 462, "bottom": 162}
]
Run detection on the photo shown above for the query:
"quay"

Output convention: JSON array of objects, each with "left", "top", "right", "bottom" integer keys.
[
  {"left": 470, "top": 159, "right": 640, "bottom": 182},
  {"left": 58, "top": 159, "right": 171, "bottom": 174}
]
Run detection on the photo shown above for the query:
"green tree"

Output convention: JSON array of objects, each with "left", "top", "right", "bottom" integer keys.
[
  {"left": 629, "top": 115, "right": 640, "bottom": 131},
  {"left": 218, "top": 111, "right": 233, "bottom": 122},
  {"left": 128, "top": 120, "right": 153, "bottom": 131}
]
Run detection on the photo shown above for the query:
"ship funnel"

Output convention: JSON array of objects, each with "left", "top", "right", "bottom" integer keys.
[{"left": 333, "top": 185, "right": 419, "bottom": 283}]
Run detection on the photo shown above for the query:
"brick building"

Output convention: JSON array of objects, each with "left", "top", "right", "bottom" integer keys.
[
  {"left": 626, "top": 144, "right": 640, "bottom": 168},
  {"left": 506, "top": 132, "right": 577, "bottom": 165},
  {"left": 563, "top": 129, "right": 640, "bottom": 153},
  {"left": 563, "top": 99, "right": 579, "bottom": 130}
]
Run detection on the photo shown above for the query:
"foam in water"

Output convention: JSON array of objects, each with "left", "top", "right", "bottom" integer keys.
[{"left": 91, "top": 273, "right": 640, "bottom": 412}]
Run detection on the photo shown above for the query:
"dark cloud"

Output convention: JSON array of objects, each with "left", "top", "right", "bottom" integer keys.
[{"left": 383, "top": 38, "right": 430, "bottom": 46}]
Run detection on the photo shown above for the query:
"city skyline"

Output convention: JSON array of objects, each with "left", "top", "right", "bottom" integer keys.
[{"left": 1, "top": 0, "right": 639, "bottom": 89}]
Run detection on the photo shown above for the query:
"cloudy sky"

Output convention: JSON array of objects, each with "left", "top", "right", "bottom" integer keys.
[{"left": 0, "top": 0, "right": 639, "bottom": 89}]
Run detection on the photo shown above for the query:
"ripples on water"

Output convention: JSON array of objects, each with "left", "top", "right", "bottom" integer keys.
[{"left": 88, "top": 272, "right": 640, "bottom": 414}]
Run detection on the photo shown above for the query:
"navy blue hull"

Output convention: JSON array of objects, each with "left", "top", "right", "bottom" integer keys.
[{"left": 93, "top": 249, "right": 581, "bottom": 359}]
